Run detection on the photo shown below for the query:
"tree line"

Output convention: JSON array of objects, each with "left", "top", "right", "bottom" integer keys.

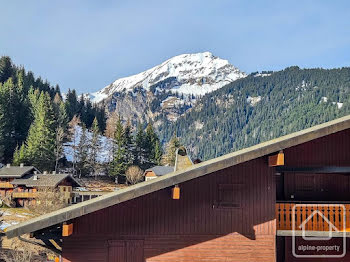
[
  {"left": 0, "top": 56, "right": 106, "bottom": 166},
  {"left": 70, "top": 111, "right": 181, "bottom": 183},
  {"left": 0, "top": 56, "right": 181, "bottom": 183}
]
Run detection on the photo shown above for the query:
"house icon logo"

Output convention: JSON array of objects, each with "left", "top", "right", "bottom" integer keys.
[
  {"left": 299, "top": 209, "right": 339, "bottom": 241},
  {"left": 292, "top": 204, "right": 346, "bottom": 258}
]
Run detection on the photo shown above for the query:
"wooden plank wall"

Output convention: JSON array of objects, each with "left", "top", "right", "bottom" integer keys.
[
  {"left": 284, "top": 128, "right": 350, "bottom": 167},
  {"left": 280, "top": 128, "right": 350, "bottom": 201},
  {"left": 62, "top": 157, "right": 276, "bottom": 262}
]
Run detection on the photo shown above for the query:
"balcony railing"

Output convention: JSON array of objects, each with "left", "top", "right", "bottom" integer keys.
[
  {"left": 0, "top": 182, "right": 14, "bottom": 188},
  {"left": 276, "top": 203, "right": 350, "bottom": 232},
  {"left": 12, "top": 192, "right": 38, "bottom": 198}
]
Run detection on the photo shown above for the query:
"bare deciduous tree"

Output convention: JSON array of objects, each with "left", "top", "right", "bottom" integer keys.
[
  {"left": 28, "top": 187, "right": 68, "bottom": 215},
  {"left": 104, "top": 112, "right": 119, "bottom": 139},
  {"left": 68, "top": 115, "right": 81, "bottom": 175},
  {"left": 125, "top": 165, "right": 144, "bottom": 185}
]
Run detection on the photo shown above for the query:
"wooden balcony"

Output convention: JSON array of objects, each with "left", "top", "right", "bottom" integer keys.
[
  {"left": 0, "top": 182, "right": 14, "bottom": 188},
  {"left": 276, "top": 203, "right": 350, "bottom": 233},
  {"left": 12, "top": 192, "right": 38, "bottom": 198}
]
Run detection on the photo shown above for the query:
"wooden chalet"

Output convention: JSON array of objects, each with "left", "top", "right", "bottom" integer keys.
[
  {"left": 0, "top": 164, "right": 81, "bottom": 207},
  {"left": 5, "top": 115, "right": 350, "bottom": 261},
  {"left": 11, "top": 172, "right": 81, "bottom": 206},
  {"left": 0, "top": 164, "right": 39, "bottom": 205}
]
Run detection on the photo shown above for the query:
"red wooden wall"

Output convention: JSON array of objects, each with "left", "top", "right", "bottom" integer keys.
[
  {"left": 62, "top": 157, "right": 276, "bottom": 262},
  {"left": 279, "top": 128, "right": 350, "bottom": 201},
  {"left": 277, "top": 128, "right": 350, "bottom": 261},
  {"left": 284, "top": 128, "right": 350, "bottom": 167}
]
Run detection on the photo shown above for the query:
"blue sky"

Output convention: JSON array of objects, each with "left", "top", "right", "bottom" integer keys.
[{"left": 1, "top": 0, "right": 349, "bottom": 93}]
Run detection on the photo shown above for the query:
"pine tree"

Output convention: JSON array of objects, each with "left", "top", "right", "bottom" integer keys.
[
  {"left": 0, "top": 56, "right": 14, "bottom": 83},
  {"left": 22, "top": 92, "right": 56, "bottom": 171},
  {"left": 0, "top": 82, "right": 7, "bottom": 162},
  {"left": 89, "top": 117, "right": 101, "bottom": 178},
  {"left": 162, "top": 132, "right": 181, "bottom": 166},
  {"left": 124, "top": 120, "right": 134, "bottom": 166},
  {"left": 54, "top": 127, "right": 65, "bottom": 172},
  {"left": 154, "top": 140, "right": 163, "bottom": 165},
  {"left": 76, "top": 123, "right": 89, "bottom": 177},
  {"left": 109, "top": 117, "right": 127, "bottom": 181},
  {"left": 134, "top": 122, "right": 145, "bottom": 167},
  {"left": 144, "top": 122, "right": 160, "bottom": 167},
  {"left": 0, "top": 78, "right": 30, "bottom": 163},
  {"left": 58, "top": 102, "right": 68, "bottom": 131},
  {"left": 65, "top": 89, "right": 78, "bottom": 120}
]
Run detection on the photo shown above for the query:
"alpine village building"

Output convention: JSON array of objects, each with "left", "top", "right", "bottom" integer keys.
[
  {"left": 0, "top": 165, "right": 81, "bottom": 207},
  {"left": 5, "top": 115, "right": 350, "bottom": 262}
]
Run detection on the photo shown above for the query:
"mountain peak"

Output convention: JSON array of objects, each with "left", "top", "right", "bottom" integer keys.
[{"left": 91, "top": 52, "right": 246, "bottom": 103}]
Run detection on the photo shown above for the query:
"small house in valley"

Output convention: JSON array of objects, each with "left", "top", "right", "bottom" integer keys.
[
  {"left": 0, "top": 164, "right": 81, "bottom": 207},
  {"left": 0, "top": 164, "right": 39, "bottom": 199},
  {"left": 144, "top": 166, "right": 174, "bottom": 181},
  {"left": 144, "top": 146, "right": 194, "bottom": 181},
  {"left": 11, "top": 172, "right": 81, "bottom": 206}
]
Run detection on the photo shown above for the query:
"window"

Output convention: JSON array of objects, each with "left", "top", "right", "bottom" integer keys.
[{"left": 216, "top": 184, "right": 243, "bottom": 209}]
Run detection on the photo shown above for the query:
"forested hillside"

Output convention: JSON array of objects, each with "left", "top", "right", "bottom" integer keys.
[
  {"left": 0, "top": 56, "right": 106, "bottom": 165},
  {"left": 0, "top": 56, "right": 165, "bottom": 181},
  {"left": 158, "top": 66, "right": 350, "bottom": 160},
  {"left": 2, "top": 55, "right": 350, "bottom": 169}
]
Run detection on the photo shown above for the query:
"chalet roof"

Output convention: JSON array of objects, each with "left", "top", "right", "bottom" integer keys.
[
  {"left": 0, "top": 166, "right": 38, "bottom": 178},
  {"left": 11, "top": 173, "right": 81, "bottom": 188},
  {"left": 145, "top": 166, "right": 174, "bottom": 176},
  {"left": 5, "top": 114, "right": 350, "bottom": 238}
]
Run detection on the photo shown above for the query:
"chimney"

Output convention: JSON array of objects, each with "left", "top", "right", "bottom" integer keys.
[
  {"left": 6, "top": 164, "right": 10, "bottom": 168},
  {"left": 174, "top": 146, "right": 193, "bottom": 172},
  {"left": 33, "top": 175, "right": 38, "bottom": 181},
  {"left": 20, "top": 163, "right": 24, "bottom": 168}
]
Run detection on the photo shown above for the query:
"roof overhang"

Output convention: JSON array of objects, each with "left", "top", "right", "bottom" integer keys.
[{"left": 5, "top": 114, "right": 350, "bottom": 239}]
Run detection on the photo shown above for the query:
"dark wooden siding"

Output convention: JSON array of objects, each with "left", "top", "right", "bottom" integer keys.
[
  {"left": 279, "top": 129, "right": 350, "bottom": 261},
  {"left": 279, "top": 128, "right": 350, "bottom": 201},
  {"left": 284, "top": 128, "right": 350, "bottom": 167},
  {"left": 62, "top": 157, "right": 276, "bottom": 262}
]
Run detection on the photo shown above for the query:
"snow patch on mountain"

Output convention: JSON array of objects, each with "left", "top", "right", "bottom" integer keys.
[
  {"left": 247, "top": 96, "right": 262, "bottom": 106},
  {"left": 90, "top": 52, "right": 246, "bottom": 103}
]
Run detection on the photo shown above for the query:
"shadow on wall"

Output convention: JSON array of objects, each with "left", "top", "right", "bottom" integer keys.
[{"left": 62, "top": 157, "right": 276, "bottom": 261}]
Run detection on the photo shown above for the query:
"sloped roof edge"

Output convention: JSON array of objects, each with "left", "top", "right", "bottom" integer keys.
[{"left": 5, "top": 114, "right": 350, "bottom": 238}]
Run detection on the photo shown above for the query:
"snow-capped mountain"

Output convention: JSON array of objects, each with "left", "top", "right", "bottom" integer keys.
[
  {"left": 89, "top": 52, "right": 246, "bottom": 124},
  {"left": 90, "top": 52, "right": 246, "bottom": 103}
]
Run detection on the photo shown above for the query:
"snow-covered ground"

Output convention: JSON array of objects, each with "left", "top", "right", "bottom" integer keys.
[
  {"left": 90, "top": 52, "right": 246, "bottom": 102},
  {"left": 64, "top": 125, "right": 113, "bottom": 164}
]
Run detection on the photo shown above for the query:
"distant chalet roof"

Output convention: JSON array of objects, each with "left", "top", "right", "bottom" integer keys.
[
  {"left": 0, "top": 166, "right": 39, "bottom": 178},
  {"left": 5, "top": 114, "right": 350, "bottom": 239},
  {"left": 145, "top": 166, "right": 174, "bottom": 176},
  {"left": 11, "top": 173, "right": 81, "bottom": 188}
]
